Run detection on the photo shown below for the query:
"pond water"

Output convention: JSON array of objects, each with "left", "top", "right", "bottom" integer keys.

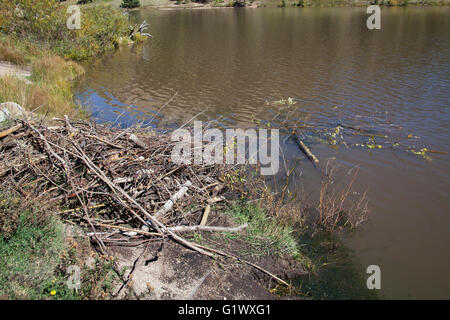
[{"left": 76, "top": 7, "right": 450, "bottom": 299}]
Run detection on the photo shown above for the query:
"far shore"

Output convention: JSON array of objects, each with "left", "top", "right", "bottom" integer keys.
[{"left": 95, "top": 0, "right": 449, "bottom": 11}]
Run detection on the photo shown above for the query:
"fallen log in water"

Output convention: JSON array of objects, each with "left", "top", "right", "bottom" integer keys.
[{"left": 292, "top": 129, "right": 319, "bottom": 164}]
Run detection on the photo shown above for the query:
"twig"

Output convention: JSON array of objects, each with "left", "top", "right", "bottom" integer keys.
[{"left": 0, "top": 123, "right": 23, "bottom": 139}]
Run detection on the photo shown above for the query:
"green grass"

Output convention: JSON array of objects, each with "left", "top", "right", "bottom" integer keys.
[
  {"left": 227, "top": 202, "right": 299, "bottom": 258},
  {"left": 0, "top": 192, "right": 119, "bottom": 300},
  {"left": 0, "top": 46, "right": 88, "bottom": 119},
  {"left": 224, "top": 201, "right": 379, "bottom": 299},
  {"left": 0, "top": 195, "right": 66, "bottom": 299},
  {"left": 0, "top": 2, "right": 132, "bottom": 119}
]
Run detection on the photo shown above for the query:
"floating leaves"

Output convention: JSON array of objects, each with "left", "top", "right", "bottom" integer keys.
[
  {"left": 255, "top": 99, "right": 443, "bottom": 162},
  {"left": 408, "top": 148, "right": 432, "bottom": 160},
  {"left": 355, "top": 136, "right": 382, "bottom": 150},
  {"left": 324, "top": 125, "right": 345, "bottom": 146},
  {"left": 268, "top": 97, "right": 297, "bottom": 106}
]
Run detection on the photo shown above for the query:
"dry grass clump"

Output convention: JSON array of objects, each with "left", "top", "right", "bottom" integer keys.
[
  {"left": 0, "top": 42, "right": 25, "bottom": 65},
  {"left": 242, "top": 159, "right": 369, "bottom": 238},
  {"left": 0, "top": 50, "right": 86, "bottom": 118},
  {"left": 0, "top": 191, "right": 22, "bottom": 239},
  {"left": 0, "top": 74, "right": 84, "bottom": 119},
  {"left": 315, "top": 161, "right": 369, "bottom": 235},
  {"left": 31, "top": 56, "right": 85, "bottom": 83}
]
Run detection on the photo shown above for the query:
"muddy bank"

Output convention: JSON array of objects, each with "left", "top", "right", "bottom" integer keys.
[{"left": 109, "top": 240, "right": 305, "bottom": 299}]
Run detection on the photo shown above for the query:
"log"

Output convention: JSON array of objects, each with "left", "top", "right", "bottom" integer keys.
[
  {"left": 153, "top": 181, "right": 192, "bottom": 219},
  {"left": 293, "top": 129, "right": 319, "bottom": 164},
  {"left": 207, "top": 196, "right": 225, "bottom": 204},
  {"left": 168, "top": 224, "right": 247, "bottom": 233}
]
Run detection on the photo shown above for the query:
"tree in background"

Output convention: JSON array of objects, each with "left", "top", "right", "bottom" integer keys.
[{"left": 121, "top": 0, "right": 141, "bottom": 8}]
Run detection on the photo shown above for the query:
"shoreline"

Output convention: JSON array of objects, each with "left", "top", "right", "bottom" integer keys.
[
  {"left": 130, "top": 0, "right": 449, "bottom": 10},
  {"left": 5, "top": 1, "right": 447, "bottom": 300}
]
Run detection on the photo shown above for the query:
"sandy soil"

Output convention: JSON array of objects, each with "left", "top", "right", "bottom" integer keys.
[
  {"left": 106, "top": 211, "right": 306, "bottom": 300},
  {"left": 109, "top": 240, "right": 306, "bottom": 299},
  {"left": 0, "top": 62, "right": 31, "bottom": 84}
]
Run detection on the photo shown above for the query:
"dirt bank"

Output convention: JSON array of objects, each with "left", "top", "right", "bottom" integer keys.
[
  {"left": 109, "top": 240, "right": 305, "bottom": 299},
  {"left": 108, "top": 210, "right": 306, "bottom": 299},
  {"left": 0, "top": 62, "right": 31, "bottom": 84}
]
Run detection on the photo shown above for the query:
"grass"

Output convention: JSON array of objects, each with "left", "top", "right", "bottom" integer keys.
[
  {"left": 0, "top": 190, "right": 119, "bottom": 300},
  {"left": 0, "top": 1, "right": 131, "bottom": 119},
  {"left": 0, "top": 42, "right": 25, "bottom": 66},
  {"left": 217, "top": 163, "right": 379, "bottom": 298},
  {"left": 0, "top": 2, "right": 129, "bottom": 61},
  {"left": 227, "top": 201, "right": 299, "bottom": 258},
  {"left": 0, "top": 193, "right": 65, "bottom": 299},
  {"left": 224, "top": 199, "right": 379, "bottom": 299},
  {"left": 0, "top": 61, "right": 87, "bottom": 119}
]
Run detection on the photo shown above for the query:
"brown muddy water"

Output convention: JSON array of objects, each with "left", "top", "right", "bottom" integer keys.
[{"left": 75, "top": 7, "right": 450, "bottom": 299}]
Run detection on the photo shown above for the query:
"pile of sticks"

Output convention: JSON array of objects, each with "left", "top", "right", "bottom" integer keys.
[{"left": 0, "top": 116, "right": 291, "bottom": 287}]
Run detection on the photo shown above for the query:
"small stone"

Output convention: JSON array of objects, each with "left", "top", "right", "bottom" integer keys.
[
  {"left": 0, "top": 102, "right": 25, "bottom": 121},
  {"left": 0, "top": 108, "right": 11, "bottom": 123}
]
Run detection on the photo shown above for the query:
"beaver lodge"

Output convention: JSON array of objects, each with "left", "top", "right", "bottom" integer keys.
[{"left": 0, "top": 110, "right": 312, "bottom": 299}]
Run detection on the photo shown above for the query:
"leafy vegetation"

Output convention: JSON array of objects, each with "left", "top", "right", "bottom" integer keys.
[
  {"left": 121, "top": 0, "right": 141, "bottom": 8},
  {"left": 77, "top": 0, "right": 94, "bottom": 4},
  {"left": 0, "top": 1, "right": 129, "bottom": 60}
]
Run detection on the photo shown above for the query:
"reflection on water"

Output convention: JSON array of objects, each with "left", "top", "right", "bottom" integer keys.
[{"left": 76, "top": 7, "right": 450, "bottom": 299}]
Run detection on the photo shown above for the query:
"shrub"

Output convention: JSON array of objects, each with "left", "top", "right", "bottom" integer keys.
[
  {"left": 232, "top": 0, "right": 246, "bottom": 6},
  {"left": 0, "top": 42, "right": 25, "bottom": 65},
  {"left": 0, "top": 0, "right": 65, "bottom": 39},
  {"left": 0, "top": 1, "right": 129, "bottom": 60},
  {"left": 228, "top": 202, "right": 299, "bottom": 257},
  {"left": 61, "top": 5, "right": 130, "bottom": 60},
  {"left": 121, "top": 0, "right": 141, "bottom": 8}
]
